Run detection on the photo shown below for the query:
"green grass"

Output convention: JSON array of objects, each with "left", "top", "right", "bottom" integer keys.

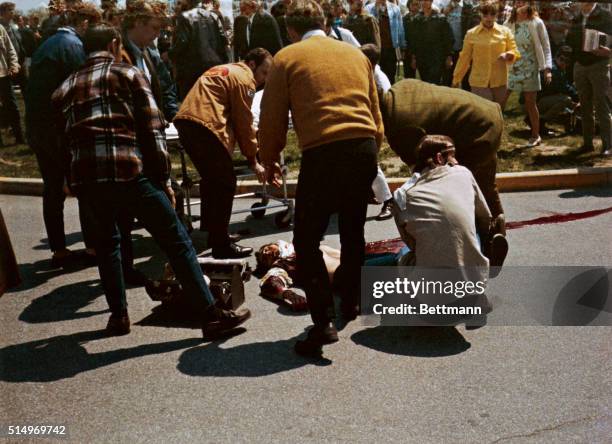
[{"left": 1, "top": 90, "right": 608, "bottom": 180}]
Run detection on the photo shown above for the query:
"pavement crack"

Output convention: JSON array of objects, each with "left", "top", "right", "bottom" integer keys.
[{"left": 490, "top": 415, "right": 608, "bottom": 443}]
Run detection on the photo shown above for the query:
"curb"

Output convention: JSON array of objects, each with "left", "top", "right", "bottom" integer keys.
[{"left": 1, "top": 167, "right": 611, "bottom": 198}]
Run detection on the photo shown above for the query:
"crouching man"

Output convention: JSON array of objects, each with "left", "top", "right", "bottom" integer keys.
[
  {"left": 52, "top": 24, "right": 250, "bottom": 338},
  {"left": 392, "top": 136, "right": 508, "bottom": 326}
]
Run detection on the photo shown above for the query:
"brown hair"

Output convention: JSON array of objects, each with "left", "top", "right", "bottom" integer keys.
[
  {"left": 479, "top": 1, "right": 498, "bottom": 17},
  {"left": 415, "top": 135, "right": 456, "bottom": 172},
  {"left": 244, "top": 47, "right": 272, "bottom": 67},
  {"left": 65, "top": 2, "right": 102, "bottom": 27},
  {"left": 286, "top": 0, "right": 325, "bottom": 36},
  {"left": 123, "top": 0, "right": 167, "bottom": 30},
  {"left": 0, "top": 2, "right": 15, "bottom": 14},
  {"left": 509, "top": 1, "right": 536, "bottom": 24}
]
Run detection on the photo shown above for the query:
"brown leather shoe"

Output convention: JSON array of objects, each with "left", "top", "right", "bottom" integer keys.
[
  {"left": 294, "top": 323, "right": 338, "bottom": 357},
  {"left": 202, "top": 306, "right": 251, "bottom": 341},
  {"left": 375, "top": 200, "right": 394, "bottom": 221},
  {"left": 106, "top": 313, "right": 130, "bottom": 336}
]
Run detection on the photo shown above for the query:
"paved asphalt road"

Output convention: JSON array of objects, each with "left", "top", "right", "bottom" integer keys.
[{"left": 0, "top": 187, "right": 611, "bottom": 443}]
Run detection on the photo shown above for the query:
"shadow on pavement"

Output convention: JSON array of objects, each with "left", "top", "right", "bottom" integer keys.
[
  {"left": 18, "top": 279, "right": 107, "bottom": 323},
  {"left": 559, "top": 187, "right": 612, "bottom": 199},
  {"left": 0, "top": 330, "right": 202, "bottom": 382},
  {"left": 177, "top": 333, "right": 331, "bottom": 377},
  {"left": 350, "top": 326, "right": 471, "bottom": 358}
]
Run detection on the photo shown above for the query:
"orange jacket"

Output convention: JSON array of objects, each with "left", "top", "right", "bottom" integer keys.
[{"left": 174, "top": 62, "right": 258, "bottom": 158}]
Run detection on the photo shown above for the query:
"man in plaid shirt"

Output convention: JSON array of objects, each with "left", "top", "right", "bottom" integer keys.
[{"left": 52, "top": 24, "right": 251, "bottom": 338}]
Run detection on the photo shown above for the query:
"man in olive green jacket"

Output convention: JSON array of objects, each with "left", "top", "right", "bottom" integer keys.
[{"left": 381, "top": 79, "right": 505, "bottom": 233}]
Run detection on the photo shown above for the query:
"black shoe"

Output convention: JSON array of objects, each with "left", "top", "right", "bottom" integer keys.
[
  {"left": 339, "top": 301, "right": 360, "bottom": 322},
  {"left": 294, "top": 323, "right": 338, "bottom": 356},
  {"left": 375, "top": 200, "right": 394, "bottom": 221},
  {"left": 124, "top": 268, "right": 149, "bottom": 287},
  {"left": 202, "top": 306, "right": 251, "bottom": 341},
  {"left": 106, "top": 313, "right": 131, "bottom": 336},
  {"left": 229, "top": 233, "right": 242, "bottom": 243},
  {"left": 212, "top": 243, "right": 253, "bottom": 259},
  {"left": 489, "top": 234, "right": 508, "bottom": 270}
]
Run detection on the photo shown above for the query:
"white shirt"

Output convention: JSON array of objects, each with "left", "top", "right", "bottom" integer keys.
[
  {"left": 374, "top": 65, "right": 391, "bottom": 93},
  {"left": 302, "top": 29, "right": 327, "bottom": 40},
  {"left": 328, "top": 26, "right": 361, "bottom": 47}
]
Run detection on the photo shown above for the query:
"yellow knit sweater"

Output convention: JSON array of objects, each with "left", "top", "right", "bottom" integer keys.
[{"left": 258, "top": 34, "right": 384, "bottom": 164}]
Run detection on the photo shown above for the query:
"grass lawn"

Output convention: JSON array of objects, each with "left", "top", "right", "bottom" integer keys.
[{"left": 1, "top": 89, "right": 609, "bottom": 180}]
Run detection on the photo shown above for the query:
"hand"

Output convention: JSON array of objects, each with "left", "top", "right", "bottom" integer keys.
[
  {"left": 164, "top": 185, "right": 176, "bottom": 209},
  {"left": 498, "top": 52, "right": 513, "bottom": 62},
  {"left": 264, "top": 162, "right": 283, "bottom": 188},
  {"left": 445, "top": 56, "right": 453, "bottom": 69},
  {"left": 251, "top": 160, "right": 266, "bottom": 183},
  {"left": 8, "top": 65, "right": 19, "bottom": 76},
  {"left": 592, "top": 46, "right": 611, "bottom": 58},
  {"left": 544, "top": 69, "right": 552, "bottom": 85},
  {"left": 62, "top": 183, "right": 72, "bottom": 197}
]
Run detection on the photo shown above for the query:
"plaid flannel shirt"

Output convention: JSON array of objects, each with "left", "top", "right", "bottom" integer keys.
[{"left": 51, "top": 51, "right": 170, "bottom": 188}]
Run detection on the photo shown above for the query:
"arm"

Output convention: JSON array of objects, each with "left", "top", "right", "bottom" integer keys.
[
  {"left": 368, "top": 65, "right": 384, "bottom": 149},
  {"left": 536, "top": 18, "right": 553, "bottom": 70},
  {"left": 258, "top": 59, "right": 290, "bottom": 165},
  {"left": 169, "top": 14, "right": 191, "bottom": 62},
  {"left": 504, "top": 28, "right": 520, "bottom": 63},
  {"left": 150, "top": 49, "right": 179, "bottom": 120},
  {"left": 452, "top": 32, "right": 472, "bottom": 86},
  {"left": 1, "top": 26, "right": 19, "bottom": 74},
  {"left": 229, "top": 76, "right": 258, "bottom": 161},
  {"left": 396, "top": 8, "right": 406, "bottom": 49},
  {"left": 268, "top": 13, "right": 284, "bottom": 52},
  {"left": 472, "top": 175, "right": 492, "bottom": 241},
  {"left": 130, "top": 69, "right": 171, "bottom": 186},
  {"left": 371, "top": 16, "right": 381, "bottom": 49}
]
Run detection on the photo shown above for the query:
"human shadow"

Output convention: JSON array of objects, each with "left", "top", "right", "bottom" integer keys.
[
  {"left": 551, "top": 267, "right": 611, "bottom": 326},
  {"left": 177, "top": 332, "right": 331, "bottom": 377},
  {"left": 18, "top": 278, "right": 107, "bottom": 324},
  {"left": 8, "top": 257, "right": 96, "bottom": 293},
  {"left": 351, "top": 326, "right": 471, "bottom": 358},
  {"left": 33, "top": 231, "right": 85, "bottom": 250},
  {"left": 0, "top": 330, "right": 202, "bottom": 383},
  {"left": 559, "top": 187, "right": 612, "bottom": 199}
]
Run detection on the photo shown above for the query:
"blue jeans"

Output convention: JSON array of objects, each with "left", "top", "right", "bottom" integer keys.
[{"left": 77, "top": 176, "right": 215, "bottom": 316}]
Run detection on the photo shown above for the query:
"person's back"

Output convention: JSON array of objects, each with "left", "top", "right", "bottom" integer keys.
[
  {"left": 53, "top": 51, "right": 168, "bottom": 188},
  {"left": 395, "top": 164, "right": 489, "bottom": 269},
  {"left": 260, "top": 33, "right": 382, "bottom": 152},
  {"left": 25, "top": 27, "right": 84, "bottom": 133}
]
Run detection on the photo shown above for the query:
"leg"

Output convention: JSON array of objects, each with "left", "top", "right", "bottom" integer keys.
[
  {"left": 589, "top": 61, "right": 612, "bottom": 151},
  {"left": 380, "top": 47, "right": 397, "bottom": 84},
  {"left": 523, "top": 91, "right": 540, "bottom": 140},
  {"left": 293, "top": 150, "right": 336, "bottom": 327},
  {"left": 0, "top": 76, "right": 23, "bottom": 144},
  {"left": 129, "top": 176, "right": 215, "bottom": 312},
  {"left": 334, "top": 140, "right": 378, "bottom": 314},
  {"left": 31, "top": 142, "right": 67, "bottom": 253},
  {"left": 77, "top": 185, "right": 126, "bottom": 316},
  {"left": 471, "top": 87, "right": 494, "bottom": 102},
  {"left": 574, "top": 62, "right": 595, "bottom": 148}
]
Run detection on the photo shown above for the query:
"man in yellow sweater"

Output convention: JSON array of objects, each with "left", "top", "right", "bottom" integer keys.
[
  {"left": 174, "top": 48, "right": 272, "bottom": 259},
  {"left": 258, "top": 0, "right": 384, "bottom": 356}
]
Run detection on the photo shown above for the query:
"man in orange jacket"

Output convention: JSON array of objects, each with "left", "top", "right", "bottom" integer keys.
[{"left": 174, "top": 47, "right": 272, "bottom": 259}]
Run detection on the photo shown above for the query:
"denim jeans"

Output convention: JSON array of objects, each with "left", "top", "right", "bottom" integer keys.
[{"left": 77, "top": 176, "right": 215, "bottom": 316}]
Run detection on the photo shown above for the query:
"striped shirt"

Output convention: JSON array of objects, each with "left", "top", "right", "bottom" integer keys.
[{"left": 52, "top": 51, "right": 170, "bottom": 187}]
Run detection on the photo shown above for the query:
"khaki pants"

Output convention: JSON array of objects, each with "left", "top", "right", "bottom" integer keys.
[{"left": 574, "top": 60, "right": 611, "bottom": 150}]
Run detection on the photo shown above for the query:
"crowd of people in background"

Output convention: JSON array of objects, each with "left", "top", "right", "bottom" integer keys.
[
  {"left": 0, "top": 0, "right": 610, "bottom": 150},
  {"left": 0, "top": 0, "right": 609, "bottom": 348}
]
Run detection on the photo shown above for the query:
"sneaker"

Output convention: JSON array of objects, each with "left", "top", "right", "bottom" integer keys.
[
  {"left": 375, "top": 199, "right": 394, "bottom": 221},
  {"left": 525, "top": 136, "right": 541, "bottom": 147},
  {"left": 202, "top": 305, "right": 251, "bottom": 341},
  {"left": 106, "top": 313, "right": 131, "bottom": 336}
]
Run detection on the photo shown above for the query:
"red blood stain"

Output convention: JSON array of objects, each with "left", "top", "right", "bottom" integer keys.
[{"left": 506, "top": 207, "right": 612, "bottom": 229}]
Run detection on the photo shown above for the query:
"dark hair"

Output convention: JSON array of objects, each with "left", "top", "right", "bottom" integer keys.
[
  {"left": 509, "top": 1, "right": 536, "bottom": 24},
  {"left": 83, "top": 23, "right": 121, "bottom": 53},
  {"left": 479, "top": 1, "right": 498, "bottom": 17},
  {"left": 286, "top": 0, "right": 325, "bottom": 36},
  {"left": 361, "top": 43, "right": 380, "bottom": 68},
  {"left": 0, "top": 2, "right": 15, "bottom": 14},
  {"left": 556, "top": 45, "right": 572, "bottom": 59},
  {"left": 65, "top": 2, "right": 102, "bottom": 27},
  {"left": 415, "top": 135, "right": 456, "bottom": 172},
  {"left": 244, "top": 47, "right": 272, "bottom": 67}
]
